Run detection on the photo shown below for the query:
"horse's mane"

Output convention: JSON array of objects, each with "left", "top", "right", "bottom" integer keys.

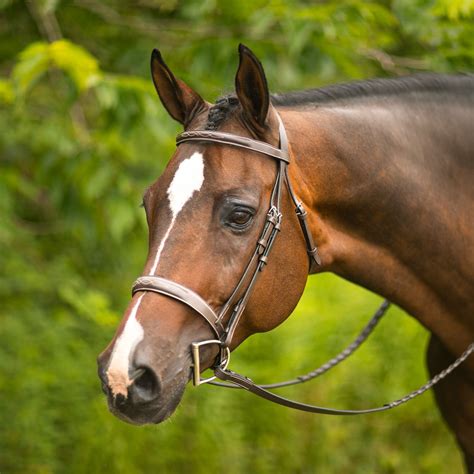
[{"left": 205, "top": 73, "right": 473, "bottom": 130}]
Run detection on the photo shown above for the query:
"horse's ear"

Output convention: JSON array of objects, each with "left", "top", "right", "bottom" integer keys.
[
  {"left": 151, "top": 49, "right": 205, "bottom": 126},
  {"left": 235, "top": 44, "right": 270, "bottom": 132}
]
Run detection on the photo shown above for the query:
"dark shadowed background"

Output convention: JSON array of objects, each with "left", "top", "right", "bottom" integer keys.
[{"left": 1, "top": 1, "right": 473, "bottom": 472}]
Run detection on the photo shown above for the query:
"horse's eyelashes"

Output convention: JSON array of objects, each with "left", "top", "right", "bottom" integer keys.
[
  {"left": 222, "top": 205, "right": 255, "bottom": 232},
  {"left": 229, "top": 209, "right": 253, "bottom": 225}
]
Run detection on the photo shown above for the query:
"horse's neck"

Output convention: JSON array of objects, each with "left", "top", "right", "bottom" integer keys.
[{"left": 282, "top": 102, "right": 474, "bottom": 358}]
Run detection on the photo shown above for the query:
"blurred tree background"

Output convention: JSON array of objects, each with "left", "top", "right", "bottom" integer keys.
[{"left": 1, "top": 1, "right": 473, "bottom": 472}]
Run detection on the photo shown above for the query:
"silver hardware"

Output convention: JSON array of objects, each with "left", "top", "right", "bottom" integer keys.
[{"left": 191, "top": 340, "right": 231, "bottom": 386}]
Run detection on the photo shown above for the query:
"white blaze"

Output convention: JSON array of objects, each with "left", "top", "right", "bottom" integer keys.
[
  {"left": 106, "top": 294, "right": 145, "bottom": 397},
  {"left": 149, "top": 152, "right": 205, "bottom": 274},
  {"left": 106, "top": 152, "right": 205, "bottom": 397}
]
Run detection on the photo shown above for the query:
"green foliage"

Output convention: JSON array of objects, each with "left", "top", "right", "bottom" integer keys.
[
  {"left": 0, "top": 1, "right": 472, "bottom": 473},
  {"left": 11, "top": 40, "right": 100, "bottom": 96}
]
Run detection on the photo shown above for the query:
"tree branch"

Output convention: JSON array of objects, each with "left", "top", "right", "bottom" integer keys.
[
  {"left": 25, "top": 0, "right": 90, "bottom": 140},
  {"left": 360, "top": 47, "right": 429, "bottom": 75}
]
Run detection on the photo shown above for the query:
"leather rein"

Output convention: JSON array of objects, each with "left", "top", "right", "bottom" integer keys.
[{"left": 132, "top": 114, "right": 474, "bottom": 415}]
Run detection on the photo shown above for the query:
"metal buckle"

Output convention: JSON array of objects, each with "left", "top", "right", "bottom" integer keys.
[
  {"left": 191, "top": 340, "right": 231, "bottom": 386},
  {"left": 267, "top": 206, "right": 280, "bottom": 222}
]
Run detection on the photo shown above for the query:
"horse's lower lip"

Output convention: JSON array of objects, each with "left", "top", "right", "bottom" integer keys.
[{"left": 107, "top": 398, "right": 170, "bottom": 425}]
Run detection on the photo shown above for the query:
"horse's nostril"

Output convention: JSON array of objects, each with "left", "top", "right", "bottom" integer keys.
[
  {"left": 113, "top": 393, "right": 128, "bottom": 408},
  {"left": 129, "top": 366, "right": 160, "bottom": 403}
]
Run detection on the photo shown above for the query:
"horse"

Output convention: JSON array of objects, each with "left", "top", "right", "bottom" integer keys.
[{"left": 97, "top": 45, "right": 474, "bottom": 470}]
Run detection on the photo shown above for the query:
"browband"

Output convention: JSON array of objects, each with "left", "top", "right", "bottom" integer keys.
[{"left": 177, "top": 130, "right": 290, "bottom": 163}]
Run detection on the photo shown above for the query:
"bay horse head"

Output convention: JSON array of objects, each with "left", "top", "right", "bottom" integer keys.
[{"left": 97, "top": 45, "right": 316, "bottom": 424}]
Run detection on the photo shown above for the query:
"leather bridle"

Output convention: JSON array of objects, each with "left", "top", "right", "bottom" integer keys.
[
  {"left": 133, "top": 114, "right": 320, "bottom": 381},
  {"left": 132, "top": 114, "right": 474, "bottom": 415}
]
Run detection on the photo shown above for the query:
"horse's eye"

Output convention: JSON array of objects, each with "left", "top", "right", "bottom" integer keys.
[{"left": 227, "top": 208, "right": 254, "bottom": 230}]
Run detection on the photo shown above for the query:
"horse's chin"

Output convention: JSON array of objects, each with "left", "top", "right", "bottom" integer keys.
[
  {"left": 106, "top": 380, "right": 186, "bottom": 425},
  {"left": 108, "top": 405, "right": 177, "bottom": 425}
]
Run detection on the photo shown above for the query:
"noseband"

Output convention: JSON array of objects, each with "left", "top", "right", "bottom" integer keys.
[{"left": 132, "top": 114, "right": 474, "bottom": 415}]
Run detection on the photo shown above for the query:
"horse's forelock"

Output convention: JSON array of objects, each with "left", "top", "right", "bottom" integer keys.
[{"left": 205, "top": 95, "right": 239, "bottom": 131}]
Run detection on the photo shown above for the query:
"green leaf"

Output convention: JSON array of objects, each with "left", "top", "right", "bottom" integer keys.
[
  {"left": 11, "top": 42, "right": 50, "bottom": 96},
  {"left": 0, "top": 78, "right": 13, "bottom": 103},
  {"left": 49, "top": 40, "right": 102, "bottom": 91}
]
